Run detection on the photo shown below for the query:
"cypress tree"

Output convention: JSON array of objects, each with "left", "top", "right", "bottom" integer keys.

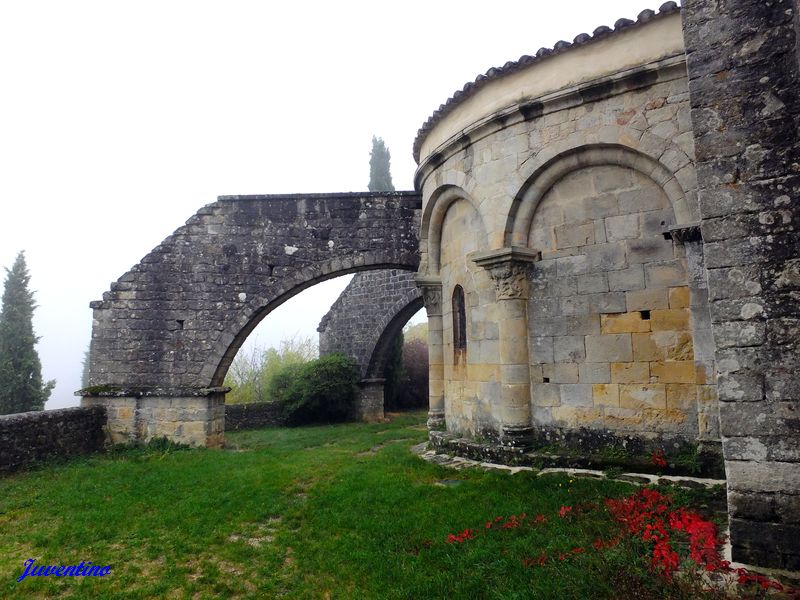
[
  {"left": 0, "top": 252, "right": 54, "bottom": 414},
  {"left": 368, "top": 136, "right": 395, "bottom": 192}
]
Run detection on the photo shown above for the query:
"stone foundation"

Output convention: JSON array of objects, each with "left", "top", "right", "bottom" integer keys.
[
  {"left": 81, "top": 388, "right": 226, "bottom": 447},
  {"left": 354, "top": 379, "right": 386, "bottom": 422}
]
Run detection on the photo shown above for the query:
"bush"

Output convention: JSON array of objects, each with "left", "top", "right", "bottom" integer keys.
[
  {"left": 224, "top": 335, "right": 317, "bottom": 404},
  {"left": 268, "top": 353, "right": 359, "bottom": 425}
]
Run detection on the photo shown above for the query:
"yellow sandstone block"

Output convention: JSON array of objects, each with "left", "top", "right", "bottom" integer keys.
[
  {"left": 650, "top": 361, "right": 696, "bottom": 383},
  {"left": 666, "top": 383, "right": 698, "bottom": 410},
  {"left": 601, "top": 312, "right": 651, "bottom": 334},
  {"left": 632, "top": 332, "right": 661, "bottom": 362},
  {"left": 619, "top": 384, "right": 667, "bottom": 409},
  {"left": 611, "top": 361, "right": 650, "bottom": 383},
  {"left": 668, "top": 286, "right": 690, "bottom": 309},
  {"left": 650, "top": 308, "right": 690, "bottom": 331},
  {"left": 632, "top": 331, "right": 694, "bottom": 361},
  {"left": 593, "top": 383, "right": 620, "bottom": 407}
]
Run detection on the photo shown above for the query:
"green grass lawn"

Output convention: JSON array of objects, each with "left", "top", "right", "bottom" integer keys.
[{"left": 0, "top": 411, "right": 739, "bottom": 599}]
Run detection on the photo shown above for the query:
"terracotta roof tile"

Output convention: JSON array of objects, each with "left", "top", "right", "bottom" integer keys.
[{"left": 413, "top": 2, "right": 681, "bottom": 163}]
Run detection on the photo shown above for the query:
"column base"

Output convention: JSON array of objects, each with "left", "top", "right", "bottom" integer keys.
[
  {"left": 500, "top": 425, "right": 534, "bottom": 449},
  {"left": 354, "top": 379, "right": 386, "bottom": 422},
  {"left": 427, "top": 409, "right": 445, "bottom": 431}
]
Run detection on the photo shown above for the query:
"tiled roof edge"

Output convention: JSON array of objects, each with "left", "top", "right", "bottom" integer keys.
[{"left": 412, "top": 2, "right": 681, "bottom": 163}]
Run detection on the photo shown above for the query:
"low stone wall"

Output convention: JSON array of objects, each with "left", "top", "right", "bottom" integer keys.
[
  {"left": 225, "top": 402, "right": 286, "bottom": 431},
  {"left": 0, "top": 406, "right": 107, "bottom": 475}
]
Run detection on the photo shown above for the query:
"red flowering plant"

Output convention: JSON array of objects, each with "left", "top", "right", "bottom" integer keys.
[
  {"left": 650, "top": 449, "right": 668, "bottom": 469},
  {"left": 441, "top": 486, "right": 798, "bottom": 597}
]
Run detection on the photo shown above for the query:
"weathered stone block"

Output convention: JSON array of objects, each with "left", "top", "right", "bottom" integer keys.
[
  {"left": 532, "top": 383, "right": 561, "bottom": 407},
  {"left": 601, "top": 312, "right": 651, "bottom": 334},
  {"left": 626, "top": 288, "right": 669, "bottom": 312},
  {"left": 608, "top": 265, "right": 646, "bottom": 291},
  {"left": 553, "top": 336, "right": 586, "bottom": 363},
  {"left": 650, "top": 308, "right": 690, "bottom": 331},
  {"left": 560, "top": 383, "right": 594, "bottom": 407},
  {"left": 627, "top": 237, "right": 675, "bottom": 264},
  {"left": 668, "top": 286, "right": 690, "bottom": 309},
  {"left": 645, "top": 261, "right": 687, "bottom": 288},
  {"left": 727, "top": 460, "right": 800, "bottom": 494},
  {"left": 589, "top": 292, "right": 627, "bottom": 314},
  {"left": 593, "top": 383, "right": 620, "bottom": 407},
  {"left": 531, "top": 336, "right": 554, "bottom": 363},
  {"left": 619, "top": 384, "right": 667, "bottom": 410},
  {"left": 666, "top": 384, "right": 698, "bottom": 410},
  {"left": 605, "top": 214, "right": 640, "bottom": 241},
  {"left": 555, "top": 221, "right": 594, "bottom": 249},
  {"left": 714, "top": 321, "right": 766, "bottom": 349},
  {"left": 565, "top": 314, "right": 601, "bottom": 335},
  {"left": 650, "top": 361, "right": 696, "bottom": 384},
  {"left": 585, "top": 334, "right": 633, "bottom": 362},
  {"left": 576, "top": 273, "right": 608, "bottom": 294},
  {"left": 611, "top": 362, "right": 650, "bottom": 384},
  {"left": 579, "top": 362, "right": 611, "bottom": 383},
  {"left": 542, "top": 362, "right": 579, "bottom": 384}
]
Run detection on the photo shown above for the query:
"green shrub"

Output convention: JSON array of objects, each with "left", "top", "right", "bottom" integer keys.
[
  {"left": 224, "top": 335, "right": 317, "bottom": 404},
  {"left": 268, "top": 353, "right": 359, "bottom": 425}
]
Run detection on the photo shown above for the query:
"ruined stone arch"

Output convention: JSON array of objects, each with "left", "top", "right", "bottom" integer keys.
[
  {"left": 506, "top": 143, "right": 692, "bottom": 247},
  {"left": 83, "top": 192, "right": 421, "bottom": 446},
  {"left": 317, "top": 269, "right": 424, "bottom": 419}
]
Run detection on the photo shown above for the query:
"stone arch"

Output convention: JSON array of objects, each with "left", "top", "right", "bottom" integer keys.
[
  {"left": 363, "top": 295, "right": 425, "bottom": 380},
  {"left": 506, "top": 143, "right": 692, "bottom": 247},
  {"left": 82, "top": 192, "right": 421, "bottom": 446},
  {"left": 420, "top": 185, "right": 486, "bottom": 275},
  {"left": 317, "top": 270, "right": 424, "bottom": 420},
  {"left": 318, "top": 270, "right": 424, "bottom": 381}
]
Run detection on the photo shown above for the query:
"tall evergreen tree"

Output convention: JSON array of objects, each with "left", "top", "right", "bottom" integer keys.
[
  {"left": 0, "top": 252, "right": 54, "bottom": 415},
  {"left": 368, "top": 136, "right": 395, "bottom": 192}
]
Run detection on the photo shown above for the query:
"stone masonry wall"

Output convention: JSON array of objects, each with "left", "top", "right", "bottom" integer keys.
[
  {"left": 318, "top": 270, "right": 422, "bottom": 378},
  {"left": 225, "top": 402, "right": 286, "bottom": 431},
  {"left": 682, "top": 0, "right": 800, "bottom": 570},
  {"left": 528, "top": 164, "right": 717, "bottom": 445},
  {"left": 0, "top": 407, "right": 106, "bottom": 475},
  {"left": 87, "top": 192, "right": 421, "bottom": 391}
]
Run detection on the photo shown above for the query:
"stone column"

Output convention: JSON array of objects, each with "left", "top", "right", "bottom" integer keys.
[
  {"left": 682, "top": 0, "right": 800, "bottom": 570},
  {"left": 415, "top": 275, "right": 445, "bottom": 430},
  {"left": 473, "top": 247, "right": 540, "bottom": 448}
]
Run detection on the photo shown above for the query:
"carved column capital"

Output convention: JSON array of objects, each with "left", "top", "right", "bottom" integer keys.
[
  {"left": 415, "top": 274, "right": 443, "bottom": 317},
  {"left": 471, "top": 247, "right": 540, "bottom": 300}
]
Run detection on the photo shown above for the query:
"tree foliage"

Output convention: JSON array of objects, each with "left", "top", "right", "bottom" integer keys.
[
  {"left": 268, "top": 353, "right": 359, "bottom": 425},
  {"left": 0, "top": 252, "right": 54, "bottom": 415},
  {"left": 368, "top": 136, "right": 395, "bottom": 192},
  {"left": 224, "top": 335, "right": 317, "bottom": 405}
]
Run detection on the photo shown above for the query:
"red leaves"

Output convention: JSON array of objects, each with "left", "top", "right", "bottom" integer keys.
[
  {"left": 445, "top": 528, "right": 475, "bottom": 544},
  {"left": 650, "top": 449, "right": 668, "bottom": 468},
  {"left": 558, "top": 505, "right": 573, "bottom": 518}
]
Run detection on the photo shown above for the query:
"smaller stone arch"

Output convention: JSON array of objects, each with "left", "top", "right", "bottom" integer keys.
[
  {"left": 506, "top": 143, "right": 692, "bottom": 247},
  {"left": 318, "top": 270, "right": 424, "bottom": 420},
  {"left": 420, "top": 185, "right": 487, "bottom": 275}
]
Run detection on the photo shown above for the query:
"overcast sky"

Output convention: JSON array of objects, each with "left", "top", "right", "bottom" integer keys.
[{"left": 0, "top": 0, "right": 660, "bottom": 409}]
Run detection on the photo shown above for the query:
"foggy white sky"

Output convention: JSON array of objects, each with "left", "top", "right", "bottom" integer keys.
[{"left": 0, "top": 0, "right": 660, "bottom": 409}]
